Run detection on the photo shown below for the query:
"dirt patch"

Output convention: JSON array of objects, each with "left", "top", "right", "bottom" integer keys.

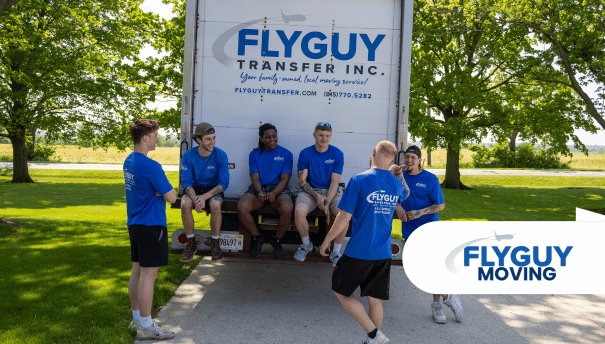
[{"left": 0, "top": 218, "right": 29, "bottom": 227}]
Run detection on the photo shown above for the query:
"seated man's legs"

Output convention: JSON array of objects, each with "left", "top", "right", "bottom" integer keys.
[
  {"left": 328, "top": 190, "right": 346, "bottom": 266},
  {"left": 269, "top": 194, "right": 292, "bottom": 260},
  {"left": 208, "top": 197, "right": 223, "bottom": 260},
  {"left": 180, "top": 194, "right": 197, "bottom": 262},
  {"left": 294, "top": 191, "right": 316, "bottom": 261},
  {"left": 237, "top": 192, "right": 265, "bottom": 257}
]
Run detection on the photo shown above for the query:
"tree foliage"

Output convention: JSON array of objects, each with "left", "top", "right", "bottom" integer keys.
[
  {"left": 0, "top": 0, "right": 20, "bottom": 15},
  {"left": 499, "top": 0, "right": 605, "bottom": 130},
  {"left": 0, "top": 0, "right": 160, "bottom": 182},
  {"left": 410, "top": 0, "right": 594, "bottom": 189},
  {"left": 137, "top": 0, "right": 185, "bottom": 134}
]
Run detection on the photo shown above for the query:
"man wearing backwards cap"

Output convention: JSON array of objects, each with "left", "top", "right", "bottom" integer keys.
[
  {"left": 179, "top": 122, "right": 230, "bottom": 262},
  {"left": 390, "top": 145, "right": 463, "bottom": 324}
]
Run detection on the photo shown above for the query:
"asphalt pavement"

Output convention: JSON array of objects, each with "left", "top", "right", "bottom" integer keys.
[
  {"left": 133, "top": 257, "right": 605, "bottom": 344},
  {"left": 2, "top": 162, "right": 605, "bottom": 176}
]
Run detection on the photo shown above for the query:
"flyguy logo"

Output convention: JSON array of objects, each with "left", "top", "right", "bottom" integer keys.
[
  {"left": 462, "top": 241, "right": 572, "bottom": 282},
  {"left": 401, "top": 212, "right": 605, "bottom": 294}
]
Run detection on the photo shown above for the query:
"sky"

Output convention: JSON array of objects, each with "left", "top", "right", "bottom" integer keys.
[{"left": 139, "top": 0, "right": 603, "bottom": 145}]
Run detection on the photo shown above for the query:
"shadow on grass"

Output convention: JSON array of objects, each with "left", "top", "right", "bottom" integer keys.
[
  {"left": 0, "top": 218, "right": 195, "bottom": 344},
  {"left": 440, "top": 185, "right": 605, "bottom": 221}
]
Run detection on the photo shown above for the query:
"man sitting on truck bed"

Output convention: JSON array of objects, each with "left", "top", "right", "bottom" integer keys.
[
  {"left": 294, "top": 122, "right": 345, "bottom": 266},
  {"left": 180, "top": 122, "right": 230, "bottom": 262},
  {"left": 237, "top": 123, "right": 294, "bottom": 259}
]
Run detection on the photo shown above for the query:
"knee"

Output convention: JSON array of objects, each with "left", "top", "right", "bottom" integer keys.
[
  {"left": 181, "top": 196, "right": 194, "bottom": 211},
  {"left": 209, "top": 199, "right": 222, "bottom": 213},
  {"left": 237, "top": 200, "right": 249, "bottom": 215},
  {"left": 294, "top": 206, "right": 308, "bottom": 220}
]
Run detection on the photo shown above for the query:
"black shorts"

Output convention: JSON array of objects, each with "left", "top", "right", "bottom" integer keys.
[
  {"left": 129, "top": 225, "right": 169, "bottom": 267},
  {"left": 332, "top": 255, "right": 391, "bottom": 300}
]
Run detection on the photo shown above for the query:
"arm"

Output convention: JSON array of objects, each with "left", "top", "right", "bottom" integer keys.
[
  {"left": 326, "top": 172, "right": 341, "bottom": 203},
  {"left": 298, "top": 169, "right": 318, "bottom": 198},
  {"left": 162, "top": 189, "right": 177, "bottom": 204},
  {"left": 250, "top": 173, "right": 265, "bottom": 201},
  {"left": 406, "top": 203, "right": 445, "bottom": 221},
  {"left": 389, "top": 164, "right": 410, "bottom": 201},
  {"left": 320, "top": 210, "right": 352, "bottom": 256},
  {"left": 395, "top": 203, "right": 408, "bottom": 222}
]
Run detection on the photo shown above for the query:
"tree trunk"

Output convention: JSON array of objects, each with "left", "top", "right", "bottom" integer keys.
[
  {"left": 427, "top": 147, "right": 432, "bottom": 166},
  {"left": 441, "top": 143, "right": 471, "bottom": 190},
  {"left": 9, "top": 132, "right": 34, "bottom": 183},
  {"left": 509, "top": 130, "right": 518, "bottom": 151}
]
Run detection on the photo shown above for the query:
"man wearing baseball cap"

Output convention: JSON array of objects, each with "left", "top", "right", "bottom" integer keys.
[
  {"left": 390, "top": 145, "right": 462, "bottom": 324},
  {"left": 179, "top": 122, "right": 230, "bottom": 262}
]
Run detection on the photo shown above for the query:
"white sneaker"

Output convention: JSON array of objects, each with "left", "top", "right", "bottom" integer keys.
[
  {"left": 432, "top": 302, "right": 446, "bottom": 324},
  {"left": 136, "top": 322, "right": 176, "bottom": 340},
  {"left": 362, "top": 330, "right": 390, "bottom": 344},
  {"left": 444, "top": 294, "right": 463, "bottom": 322},
  {"left": 330, "top": 250, "right": 341, "bottom": 268},
  {"left": 128, "top": 320, "right": 139, "bottom": 331}
]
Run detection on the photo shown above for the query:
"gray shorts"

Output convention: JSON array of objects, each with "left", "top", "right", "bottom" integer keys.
[{"left": 295, "top": 188, "right": 342, "bottom": 216}]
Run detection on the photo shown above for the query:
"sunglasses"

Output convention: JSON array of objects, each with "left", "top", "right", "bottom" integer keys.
[{"left": 315, "top": 122, "right": 332, "bottom": 128}]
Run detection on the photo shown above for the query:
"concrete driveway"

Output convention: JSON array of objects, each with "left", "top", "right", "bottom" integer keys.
[{"left": 134, "top": 257, "right": 605, "bottom": 344}]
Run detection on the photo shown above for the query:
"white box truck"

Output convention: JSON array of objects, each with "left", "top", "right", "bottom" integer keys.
[{"left": 170, "top": 0, "right": 414, "bottom": 262}]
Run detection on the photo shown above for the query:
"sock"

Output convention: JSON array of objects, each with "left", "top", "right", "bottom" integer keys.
[
  {"left": 132, "top": 310, "right": 140, "bottom": 322},
  {"left": 302, "top": 236, "right": 311, "bottom": 246},
  {"left": 186, "top": 234, "right": 195, "bottom": 239},
  {"left": 333, "top": 243, "right": 342, "bottom": 253},
  {"left": 368, "top": 328, "right": 378, "bottom": 339},
  {"left": 212, "top": 235, "right": 220, "bottom": 240},
  {"left": 140, "top": 316, "right": 152, "bottom": 328}
]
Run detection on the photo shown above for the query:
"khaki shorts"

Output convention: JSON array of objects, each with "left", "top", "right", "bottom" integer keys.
[{"left": 295, "top": 188, "right": 342, "bottom": 216}]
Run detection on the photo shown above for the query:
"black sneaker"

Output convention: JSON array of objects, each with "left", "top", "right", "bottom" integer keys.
[
  {"left": 249, "top": 235, "right": 265, "bottom": 258},
  {"left": 271, "top": 237, "right": 284, "bottom": 260}
]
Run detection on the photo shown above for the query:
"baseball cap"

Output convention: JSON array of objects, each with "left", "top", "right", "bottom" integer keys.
[
  {"left": 194, "top": 122, "right": 215, "bottom": 137},
  {"left": 404, "top": 145, "right": 422, "bottom": 159}
]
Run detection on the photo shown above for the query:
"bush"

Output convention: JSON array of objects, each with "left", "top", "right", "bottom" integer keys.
[
  {"left": 27, "top": 144, "right": 57, "bottom": 161},
  {"left": 469, "top": 143, "right": 570, "bottom": 169}
]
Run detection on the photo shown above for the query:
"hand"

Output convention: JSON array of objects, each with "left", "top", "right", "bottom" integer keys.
[
  {"left": 406, "top": 210, "right": 421, "bottom": 221},
  {"left": 396, "top": 206, "right": 408, "bottom": 222},
  {"left": 194, "top": 195, "right": 206, "bottom": 213},
  {"left": 389, "top": 164, "right": 404, "bottom": 177},
  {"left": 320, "top": 240, "right": 331, "bottom": 256},
  {"left": 267, "top": 192, "right": 276, "bottom": 202},
  {"left": 155, "top": 192, "right": 161, "bottom": 197},
  {"left": 257, "top": 191, "right": 267, "bottom": 202},
  {"left": 316, "top": 194, "right": 327, "bottom": 212}
]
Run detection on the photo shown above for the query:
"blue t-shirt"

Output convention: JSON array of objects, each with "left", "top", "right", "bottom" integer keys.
[
  {"left": 338, "top": 168, "right": 409, "bottom": 260},
  {"left": 400, "top": 170, "right": 445, "bottom": 239},
  {"left": 248, "top": 145, "right": 293, "bottom": 185},
  {"left": 180, "top": 146, "right": 229, "bottom": 191},
  {"left": 297, "top": 145, "right": 344, "bottom": 189},
  {"left": 124, "top": 152, "right": 174, "bottom": 227}
]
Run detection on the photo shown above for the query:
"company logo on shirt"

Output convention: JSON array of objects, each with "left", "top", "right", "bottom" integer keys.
[
  {"left": 366, "top": 191, "right": 398, "bottom": 204},
  {"left": 416, "top": 183, "right": 426, "bottom": 188},
  {"left": 274, "top": 156, "right": 285, "bottom": 161},
  {"left": 182, "top": 165, "right": 188, "bottom": 170},
  {"left": 325, "top": 159, "right": 335, "bottom": 164},
  {"left": 207, "top": 165, "right": 216, "bottom": 170}
]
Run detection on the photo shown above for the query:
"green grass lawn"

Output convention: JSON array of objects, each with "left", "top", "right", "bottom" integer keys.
[{"left": 1, "top": 169, "right": 604, "bottom": 343}]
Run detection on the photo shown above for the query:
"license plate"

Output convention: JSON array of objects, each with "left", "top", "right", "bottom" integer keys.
[{"left": 219, "top": 234, "right": 243, "bottom": 251}]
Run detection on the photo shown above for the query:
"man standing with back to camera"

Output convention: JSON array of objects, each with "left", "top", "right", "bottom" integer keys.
[
  {"left": 391, "top": 145, "right": 463, "bottom": 324},
  {"left": 123, "top": 119, "right": 176, "bottom": 340},
  {"left": 320, "top": 141, "right": 408, "bottom": 344}
]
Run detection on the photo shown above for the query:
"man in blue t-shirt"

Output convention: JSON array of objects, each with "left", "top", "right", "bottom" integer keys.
[
  {"left": 237, "top": 123, "right": 294, "bottom": 259},
  {"left": 320, "top": 141, "right": 408, "bottom": 344},
  {"left": 294, "top": 122, "right": 345, "bottom": 266},
  {"left": 124, "top": 119, "right": 176, "bottom": 340},
  {"left": 392, "top": 145, "right": 463, "bottom": 325},
  {"left": 179, "top": 122, "right": 230, "bottom": 262}
]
